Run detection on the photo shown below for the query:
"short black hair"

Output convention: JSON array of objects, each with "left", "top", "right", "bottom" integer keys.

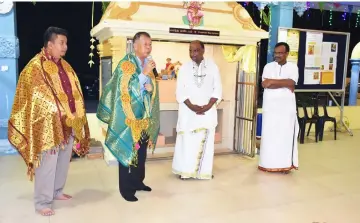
[
  {"left": 275, "top": 42, "right": 290, "bottom": 52},
  {"left": 191, "top": 40, "right": 205, "bottom": 49},
  {"left": 43, "top": 26, "right": 68, "bottom": 47},
  {"left": 133, "top": 32, "right": 151, "bottom": 43}
]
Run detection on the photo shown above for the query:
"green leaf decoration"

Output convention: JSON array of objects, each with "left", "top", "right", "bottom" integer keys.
[{"left": 102, "top": 2, "right": 110, "bottom": 14}]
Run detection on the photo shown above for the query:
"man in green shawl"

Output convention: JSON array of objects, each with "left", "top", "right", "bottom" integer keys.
[{"left": 97, "top": 32, "right": 160, "bottom": 202}]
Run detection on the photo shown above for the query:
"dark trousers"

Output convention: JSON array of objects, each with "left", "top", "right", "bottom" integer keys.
[{"left": 118, "top": 137, "right": 148, "bottom": 198}]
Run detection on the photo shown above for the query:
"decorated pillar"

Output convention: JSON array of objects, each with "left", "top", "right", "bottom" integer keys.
[
  {"left": 97, "top": 43, "right": 104, "bottom": 58},
  {"left": 349, "top": 60, "right": 360, "bottom": 106},
  {"left": 267, "top": 2, "right": 294, "bottom": 62},
  {"left": 0, "top": 2, "right": 19, "bottom": 141},
  {"left": 108, "top": 36, "right": 127, "bottom": 73},
  {"left": 349, "top": 42, "right": 360, "bottom": 106}
]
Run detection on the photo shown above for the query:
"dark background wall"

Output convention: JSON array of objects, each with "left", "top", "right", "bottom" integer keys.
[{"left": 16, "top": 2, "right": 103, "bottom": 79}]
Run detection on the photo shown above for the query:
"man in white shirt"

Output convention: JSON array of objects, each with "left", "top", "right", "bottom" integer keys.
[
  {"left": 259, "top": 42, "right": 299, "bottom": 173},
  {"left": 172, "top": 40, "right": 222, "bottom": 180}
]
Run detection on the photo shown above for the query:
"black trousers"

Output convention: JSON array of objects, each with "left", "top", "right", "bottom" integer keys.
[{"left": 118, "top": 136, "right": 148, "bottom": 198}]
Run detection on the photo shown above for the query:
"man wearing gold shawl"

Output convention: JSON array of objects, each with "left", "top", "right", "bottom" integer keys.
[
  {"left": 8, "top": 27, "right": 90, "bottom": 216},
  {"left": 97, "top": 32, "right": 160, "bottom": 202}
]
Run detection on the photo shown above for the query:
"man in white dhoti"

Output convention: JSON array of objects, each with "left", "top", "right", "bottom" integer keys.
[
  {"left": 172, "top": 40, "right": 222, "bottom": 180},
  {"left": 259, "top": 42, "right": 299, "bottom": 173}
]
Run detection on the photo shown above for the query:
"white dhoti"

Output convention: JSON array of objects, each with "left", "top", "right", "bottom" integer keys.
[
  {"left": 259, "top": 109, "right": 299, "bottom": 172},
  {"left": 259, "top": 61, "right": 300, "bottom": 172},
  {"left": 172, "top": 59, "right": 222, "bottom": 180},
  {"left": 172, "top": 128, "right": 215, "bottom": 179}
]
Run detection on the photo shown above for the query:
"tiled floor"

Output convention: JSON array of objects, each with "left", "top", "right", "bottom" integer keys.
[{"left": 0, "top": 131, "right": 359, "bottom": 223}]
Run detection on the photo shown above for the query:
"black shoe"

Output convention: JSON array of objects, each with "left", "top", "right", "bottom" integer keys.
[
  {"left": 122, "top": 195, "right": 138, "bottom": 202},
  {"left": 137, "top": 186, "right": 152, "bottom": 192}
]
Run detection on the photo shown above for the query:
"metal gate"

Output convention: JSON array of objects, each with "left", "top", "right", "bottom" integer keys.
[
  {"left": 233, "top": 44, "right": 260, "bottom": 157},
  {"left": 100, "top": 57, "right": 112, "bottom": 93}
]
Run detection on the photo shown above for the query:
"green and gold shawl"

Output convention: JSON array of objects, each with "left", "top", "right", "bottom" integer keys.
[{"left": 97, "top": 53, "right": 160, "bottom": 167}]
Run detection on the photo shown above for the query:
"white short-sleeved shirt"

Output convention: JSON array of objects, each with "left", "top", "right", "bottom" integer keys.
[
  {"left": 262, "top": 61, "right": 299, "bottom": 83},
  {"left": 262, "top": 61, "right": 299, "bottom": 113}
]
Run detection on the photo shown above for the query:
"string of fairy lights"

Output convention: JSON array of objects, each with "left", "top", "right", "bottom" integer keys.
[
  {"left": 356, "top": 10, "right": 360, "bottom": 28},
  {"left": 326, "top": 5, "right": 360, "bottom": 28},
  {"left": 342, "top": 8, "right": 346, "bottom": 21},
  {"left": 329, "top": 7, "right": 333, "bottom": 26},
  {"left": 242, "top": 2, "right": 360, "bottom": 28}
]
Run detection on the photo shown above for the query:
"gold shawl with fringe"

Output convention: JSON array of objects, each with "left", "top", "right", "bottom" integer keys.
[{"left": 8, "top": 50, "right": 90, "bottom": 180}]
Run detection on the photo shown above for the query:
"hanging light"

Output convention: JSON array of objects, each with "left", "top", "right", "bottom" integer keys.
[
  {"left": 356, "top": 9, "right": 360, "bottom": 28},
  {"left": 329, "top": 5, "right": 333, "bottom": 26},
  {"left": 342, "top": 7, "right": 347, "bottom": 21}
]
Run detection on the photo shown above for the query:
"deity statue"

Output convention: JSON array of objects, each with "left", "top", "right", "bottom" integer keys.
[
  {"left": 183, "top": 1, "right": 204, "bottom": 29},
  {"left": 165, "top": 58, "right": 172, "bottom": 70},
  {"left": 160, "top": 58, "right": 182, "bottom": 80}
]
